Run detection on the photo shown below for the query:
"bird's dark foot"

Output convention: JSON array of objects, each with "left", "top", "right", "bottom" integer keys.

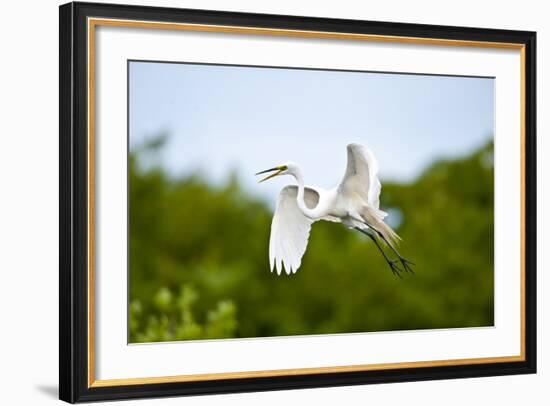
[
  {"left": 399, "top": 257, "right": 415, "bottom": 274},
  {"left": 387, "top": 259, "right": 405, "bottom": 278}
]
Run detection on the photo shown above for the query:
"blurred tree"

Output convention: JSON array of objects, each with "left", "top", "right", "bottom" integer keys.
[
  {"left": 130, "top": 284, "right": 237, "bottom": 342},
  {"left": 129, "top": 136, "right": 494, "bottom": 343}
]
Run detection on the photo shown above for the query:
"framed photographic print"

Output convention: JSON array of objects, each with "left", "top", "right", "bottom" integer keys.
[{"left": 59, "top": 1, "right": 537, "bottom": 403}]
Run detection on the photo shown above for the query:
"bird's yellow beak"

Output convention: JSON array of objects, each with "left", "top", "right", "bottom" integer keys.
[{"left": 255, "top": 166, "right": 285, "bottom": 183}]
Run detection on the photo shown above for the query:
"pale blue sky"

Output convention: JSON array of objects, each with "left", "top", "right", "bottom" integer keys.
[{"left": 129, "top": 61, "right": 494, "bottom": 203}]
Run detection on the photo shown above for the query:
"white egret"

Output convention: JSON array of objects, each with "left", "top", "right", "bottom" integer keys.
[{"left": 255, "top": 143, "right": 414, "bottom": 276}]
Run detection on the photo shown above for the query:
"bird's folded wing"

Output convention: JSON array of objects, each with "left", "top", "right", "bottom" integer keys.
[
  {"left": 269, "top": 185, "right": 317, "bottom": 275},
  {"left": 338, "top": 143, "right": 383, "bottom": 211}
]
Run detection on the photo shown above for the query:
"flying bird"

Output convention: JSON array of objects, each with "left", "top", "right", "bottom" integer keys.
[{"left": 255, "top": 143, "right": 414, "bottom": 277}]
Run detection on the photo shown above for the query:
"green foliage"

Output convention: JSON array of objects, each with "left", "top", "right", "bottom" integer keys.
[
  {"left": 129, "top": 137, "right": 494, "bottom": 343},
  {"left": 130, "top": 284, "right": 237, "bottom": 342}
]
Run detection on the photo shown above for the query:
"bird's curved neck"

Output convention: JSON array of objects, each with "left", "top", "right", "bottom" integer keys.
[{"left": 292, "top": 167, "right": 318, "bottom": 219}]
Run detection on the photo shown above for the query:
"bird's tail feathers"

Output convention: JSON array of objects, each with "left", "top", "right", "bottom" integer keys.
[
  {"left": 360, "top": 206, "right": 401, "bottom": 248},
  {"left": 375, "top": 220, "right": 402, "bottom": 247}
]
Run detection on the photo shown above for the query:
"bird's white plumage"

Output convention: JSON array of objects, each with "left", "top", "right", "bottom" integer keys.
[
  {"left": 264, "top": 143, "right": 396, "bottom": 275},
  {"left": 339, "top": 143, "right": 382, "bottom": 210},
  {"left": 269, "top": 185, "right": 319, "bottom": 275}
]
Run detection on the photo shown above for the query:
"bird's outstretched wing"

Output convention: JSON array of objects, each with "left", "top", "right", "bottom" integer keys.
[
  {"left": 338, "top": 143, "right": 384, "bottom": 212},
  {"left": 269, "top": 185, "right": 319, "bottom": 275}
]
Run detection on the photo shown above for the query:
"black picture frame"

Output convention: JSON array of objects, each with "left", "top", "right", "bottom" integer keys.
[{"left": 59, "top": 1, "right": 537, "bottom": 403}]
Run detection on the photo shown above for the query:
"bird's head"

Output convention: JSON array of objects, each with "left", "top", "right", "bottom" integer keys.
[{"left": 255, "top": 162, "right": 298, "bottom": 183}]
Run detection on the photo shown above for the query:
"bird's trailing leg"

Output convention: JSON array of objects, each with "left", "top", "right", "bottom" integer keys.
[
  {"left": 354, "top": 227, "right": 405, "bottom": 278},
  {"left": 373, "top": 229, "right": 415, "bottom": 274}
]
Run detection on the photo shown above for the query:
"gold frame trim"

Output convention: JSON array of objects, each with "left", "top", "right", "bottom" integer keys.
[{"left": 87, "top": 17, "right": 527, "bottom": 388}]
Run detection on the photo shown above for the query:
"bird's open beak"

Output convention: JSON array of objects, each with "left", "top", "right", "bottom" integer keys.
[{"left": 255, "top": 166, "right": 284, "bottom": 183}]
